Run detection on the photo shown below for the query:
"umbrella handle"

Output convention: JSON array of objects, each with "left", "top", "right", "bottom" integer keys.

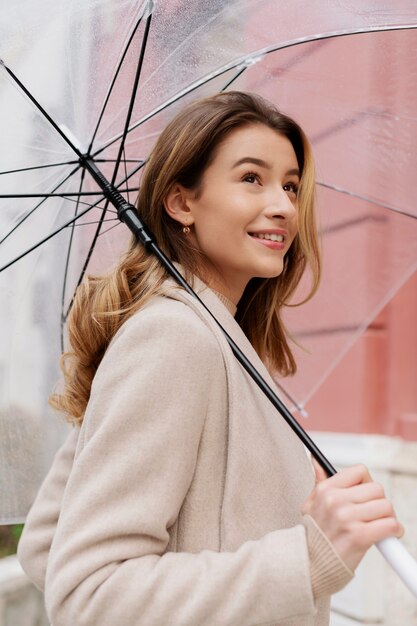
[{"left": 376, "top": 537, "right": 417, "bottom": 597}]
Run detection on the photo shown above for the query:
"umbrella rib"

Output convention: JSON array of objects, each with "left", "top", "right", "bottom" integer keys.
[
  {"left": 61, "top": 155, "right": 151, "bottom": 317},
  {"left": 295, "top": 324, "right": 362, "bottom": 338},
  {"left": 239, "top": 24, "right": 417, "bottom": 74},
  {"left": 317, "top": 180, "right": 417, "bottom": 220},
  {"left": 0, "top": 190, "right": 136, "bottom": 198},
  {"left": 220, "top": 66, "right": 247, "bottom": 91},
  {"left": 270, "top": 379, "right": 309, "bottom": 418},
  {"left": 97, "top": 221, "right": 123, "bottom": 237},
  {"left": 60, "top": 167, "right": 88, "bottom": 351},
  {"left": 67, "top": 218, "right": 109, "bottom": 315},
  {"left": 122, "top": 148, "right": 130, "bottom": 204},
  {"left": 91, "top": 24, "right": 417, "bottom": 158},
  {"left": 69, "top": 146, "right": 148, "bottom": 298},
  {"left": 117, "top": 161, "right": 146, "bottom": 187},
  {"left": 135, "top": 2, "right": 230, "bottom": 97},
  {"left": 109, "top": 6, "right": 153, "bottom": 189},
  {"left": 0, "top": 203, "right": 96, "bottom": 272},
  {"left": 70, "top": 218, "right": 119, "bottom": 227},
  {"left": 88, "top": 7, "right": 146, "bottom": 152},
  {"left": 0, "top": 61, "right": 83, "bottom": 160},
  {"left": 0, "top": 164, "right": 81, "bottom": 246},
  {"left": 75, "top": 2, "right": 153, "bottom": 287},
  {"left": 95, "top": 159, "right": 145, "bottom": 164},
  {"left": 0, "top": 160, "right": 79, "bottom": 176},
  {"left": 310, "top": 106, "right": 412, "bottom": 146},
  {"left": 92, "top": 64, "right": 235, "bottom": 159},
  {"left": 47, "top": 194, "right": 109, "bottom": 212},
  {"left": 321, "top": 214, "right": 386, "bottom": 235},
  {"left": 62, "top": 214, "right": 123, "bottom": 322},
  {"left": 0, "top": 161, "right": 136, "bottom": 271},
  {"left": 71, "top": 216, "right": 108, "bottom": 299}
]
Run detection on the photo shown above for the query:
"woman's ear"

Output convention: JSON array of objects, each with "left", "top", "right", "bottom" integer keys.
[{"left": 164, "top": 183, "right": 194, "bottom": 227}]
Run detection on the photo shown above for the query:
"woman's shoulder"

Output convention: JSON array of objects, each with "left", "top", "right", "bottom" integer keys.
[
  {"left": 85, "top": 292, "right": 227, "bottom": 431},
  {"left": 120, "top": 292, "right": 211, "bottom": 334},
  {"left": 108, "top": 291, "right": 223, "bottom": 363}
]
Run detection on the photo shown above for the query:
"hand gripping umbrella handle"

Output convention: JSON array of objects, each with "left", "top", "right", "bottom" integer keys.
[
  {"left": 119, "top": 205, "right": 417, "bottom": 598},
  {"left": 376, "top": 537, "right": 417, "bottom": 596}
]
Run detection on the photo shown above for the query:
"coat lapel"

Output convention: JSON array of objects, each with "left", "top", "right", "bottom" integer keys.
[{"left": 161, "top": 271, "right": 285, "bottom": 400}]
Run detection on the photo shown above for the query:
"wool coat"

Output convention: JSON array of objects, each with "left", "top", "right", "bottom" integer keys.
[{"left": 18, "top": 274, "right": 353, "bottom": 626}]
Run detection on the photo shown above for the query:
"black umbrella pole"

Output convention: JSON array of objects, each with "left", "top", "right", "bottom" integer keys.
[
  {"left": 138, "top": 214, "right": 417, "bottom": 601},
  {"left": 153, "top": 241, "right": 337, "bottom": 476},
  {"left": 114, "top": 200, "right": 336, "bottom": 476},
  {"left": 86, "top": 169, "right": 417, "bottom": 597},
  {"left": 85, "top": 157, "right": 334, "bottom": 473}
]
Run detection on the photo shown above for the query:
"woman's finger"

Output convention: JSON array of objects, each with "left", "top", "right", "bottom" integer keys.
[
  {"left": 345, "top": 498, "right": 397, "bottom": 523},
  {"left": 311, "top": 456, "right": 329, "bottom": 483},
  {"left": 357, "top": 517, "right": 405, "bottom": 547},
  {"left": 314, "top": 464, "right": 374, "bottom": 490},
  {"left": 342, "top": 481, "right": 387, "bottom": 504}
]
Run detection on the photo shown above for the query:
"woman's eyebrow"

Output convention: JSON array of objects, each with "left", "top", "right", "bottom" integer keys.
[
  {"left": 231, "top": 157, "right": 300, "bottom": 178},
  {"left": 232, "top": 157, "right": 272, "bottom": 169},
  {"left": 286, "top": 168, "right": 300, "bottom": 177}
]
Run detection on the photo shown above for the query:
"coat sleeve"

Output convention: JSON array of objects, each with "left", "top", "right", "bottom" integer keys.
[
  {"left": 17, "top": 426, "right": 79, "bottom": 591},
  {"left": 45, "top": 301, "right": 352, "bottom": 626}
]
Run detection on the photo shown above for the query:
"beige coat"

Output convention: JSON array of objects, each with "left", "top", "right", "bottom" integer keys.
[{"left": 18, "top": 275, "right": 353, "bottom": 625}]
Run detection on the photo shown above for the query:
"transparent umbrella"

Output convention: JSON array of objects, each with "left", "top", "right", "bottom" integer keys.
[{"left": 0, "top": 0, "right": 416, "bottom": 589}]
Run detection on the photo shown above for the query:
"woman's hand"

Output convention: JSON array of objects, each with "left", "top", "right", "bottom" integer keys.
[{"left": 302, "top": 460, "right": 404, "bottom": 572}]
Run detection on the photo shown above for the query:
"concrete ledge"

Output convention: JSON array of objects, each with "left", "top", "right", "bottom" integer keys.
[
  {"left": 312, "top": 431, "right": 417, "bottom": 475},
  {"left": 312, "top": 432, "right": 417, "bottom": 626},
  {"left": 330, "top": 612, "right": 365, "bottom": 626}
]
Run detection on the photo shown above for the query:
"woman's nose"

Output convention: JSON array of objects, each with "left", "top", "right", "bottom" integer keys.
[{"left": 263, "top": 189, "right": 297, "bottom": 220}]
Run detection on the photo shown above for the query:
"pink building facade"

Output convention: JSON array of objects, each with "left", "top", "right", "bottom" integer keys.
[{"left": 308, "top": 272, "right": 417, "bottom": 440}]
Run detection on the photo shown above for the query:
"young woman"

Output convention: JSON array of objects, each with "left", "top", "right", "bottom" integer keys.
[{"left": 18, "top": 91, "right": 403, "bottom": 626}]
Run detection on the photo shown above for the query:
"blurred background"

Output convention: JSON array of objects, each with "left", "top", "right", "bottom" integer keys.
[{"left": 0, "top": 1, "right": 416, "bottom": 624}]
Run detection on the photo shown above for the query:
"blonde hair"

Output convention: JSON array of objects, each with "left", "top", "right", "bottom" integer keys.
[{"left": 50, "top": 91, "right": 320, "bottom": 424}]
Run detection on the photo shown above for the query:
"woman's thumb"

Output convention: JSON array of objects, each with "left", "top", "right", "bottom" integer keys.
[{"left": 311, "top": 456, "right": 329, "bottom": 483}]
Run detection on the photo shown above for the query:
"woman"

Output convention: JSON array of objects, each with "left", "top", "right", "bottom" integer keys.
[{"left": 18, "top": 91, "right": 403, "bottom": 626}]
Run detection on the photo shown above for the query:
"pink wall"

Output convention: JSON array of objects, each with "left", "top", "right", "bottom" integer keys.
[
  {"left": 300, "top": 28, "right": 417, "bottom": 441},
  {"left": 93, "top": 3, "right": 417, "bottom": 441},
  {"left": 240, "top": 11, "right": 417, "bottom": 440},
  {"left": 307, "top": 271, "right": 417, "bottom": 440}
]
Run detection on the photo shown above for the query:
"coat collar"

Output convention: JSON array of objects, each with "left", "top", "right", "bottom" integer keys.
[
  {"left": 160, "top": 268, "right": 279, "bottom": 392},
  {"left": 160, "top": 267, "right": 311, "bottom": 474}
]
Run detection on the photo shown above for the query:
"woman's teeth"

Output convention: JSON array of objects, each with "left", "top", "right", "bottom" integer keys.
[{"left": 251, "top": 233, "right": 284, "bottom": 242}]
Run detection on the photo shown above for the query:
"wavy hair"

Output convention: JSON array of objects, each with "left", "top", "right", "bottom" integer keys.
[{"left": 50, "top": 91, "right": 320, "bottom": 424}]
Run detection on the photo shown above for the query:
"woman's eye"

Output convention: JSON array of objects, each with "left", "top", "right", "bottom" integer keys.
[
  {"left": 242, "top": 172, "right": 260, "bottom": 184},
  {"left": 283, "top": 182, "right": 299, "bottom": 195}
]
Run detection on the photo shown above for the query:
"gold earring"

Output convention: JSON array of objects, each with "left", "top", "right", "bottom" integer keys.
[{"left": 182, "top": 225, "right": 191, "bottom": 235}]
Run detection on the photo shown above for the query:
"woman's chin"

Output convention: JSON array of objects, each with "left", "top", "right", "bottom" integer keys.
[{"left": 251, "top": 261, "right": 284, "bottom": 280}]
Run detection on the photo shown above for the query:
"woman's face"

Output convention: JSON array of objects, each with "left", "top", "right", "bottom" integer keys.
[{"left": 175, "top": 123, "right": 300, "bottom": 302}]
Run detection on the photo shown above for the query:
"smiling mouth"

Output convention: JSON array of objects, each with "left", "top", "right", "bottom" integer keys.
[{"left": 249, "top": 233, "right": 285, "bottom": 243}]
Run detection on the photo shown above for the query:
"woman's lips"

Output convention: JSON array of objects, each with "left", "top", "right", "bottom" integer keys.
[{"left": 249, "top": 233, "right": 286, "bottom": 250}]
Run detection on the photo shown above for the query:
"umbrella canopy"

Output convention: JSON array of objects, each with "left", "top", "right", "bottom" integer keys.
[{"left": 0, "top": 0, "right": 416, "bottom": 523}]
